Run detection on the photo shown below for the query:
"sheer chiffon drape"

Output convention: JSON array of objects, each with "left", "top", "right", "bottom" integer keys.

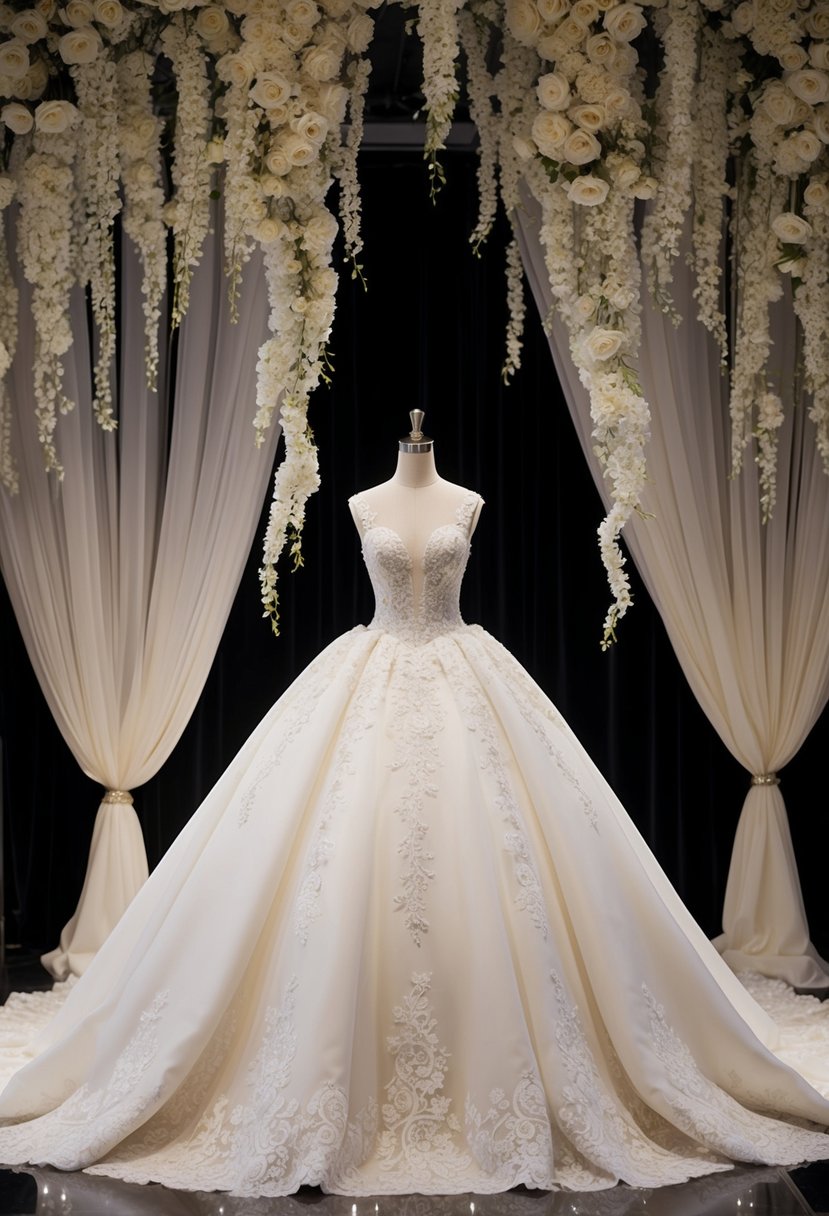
[
  {"left": 0, "top": 217, "right": 279, "bottom": 978},
  {"left": 516, "top": 197, "right": 829, "bottom": 987}
]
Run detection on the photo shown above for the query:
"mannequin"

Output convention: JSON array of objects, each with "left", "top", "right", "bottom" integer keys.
[{"left": 349, "top": 411, "right": 483, "bottom": 604}]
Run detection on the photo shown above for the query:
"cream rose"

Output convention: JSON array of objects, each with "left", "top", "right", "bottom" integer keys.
[
  {"left": 195, "top": 5, "right": 229, "bottom": 39},
  {"left": 570, "top": 102, "right": 606, "bottom": 132},
  {"left": 804, "top": 178, "right": 829, "bottom": 208},
  {"left": 574, "top": 294, "right": 595, "bottom": 321},
  {"left": 760, "top": 82, "right": 799, "bottom": 126},
  {"left": 771, "top": 211, "right": 813, "bottom": 244},
  {"left": 302, "top": 208, "right": 338, "bottom": 255},
  {"left": 123, "top": 160, "right": 157, "bottom": 189},
  {"left": 604, "top": 86, "right": 632, "bottom": 119},
  {"left": 582, "top": 327, "right": 624, "bottom": 361},
  {"left": 34, "top": 97, "right": 79, "bottom": 133},
  {"left": 291, "top": 109, "right": 329, "bottom": 144},
  {"left": 632, "top": 175, "right": 657, "bottom": 198},
  {"left": 562, "top": 127, "right": 601, "bottom": 165},
  {"left": 26, "top": 55, "right": 48, "bottom": 95},
  {"left": 787, "top": 67, "right": 829, "bottom": 104},
  {"left": 604, "top": 3, "right": 647, "bottom": 41},
  {"left": 1, "top": 100, "right": 33, "bottom": 133},
  {"left": 58, "top": 25, "right": 102, "bottom": 64},
  {"left": 810, "top": 42, "right": 829, "bottom": 71},
  {"left": 240, "top": 13, "right": 267, "bottom": 40},
  {"left": 311, "top": 81, "right": 348, "bottom": 123},
  {"left": 537, "top": 72, "right": 570, "bottom": 111},
  {"left": 531, "top": 110, "right": 572, "bottom": 155},
  {"left": 266, "top": 102, "right": 290, "bottom": 127},
  {"left": 93, "top": 0, "right": 123, "bottom": 27},
  {"left": 778, "top": 43, "right": 809, "bottom": 72},
  {"left": 512, "top": 134, "right": 536, "bottom": 160},
  {"left": 34, "top": 0, "right": 56, "bottom": 17},
  {"left": 806, "top": 11, "right": 829, "bottom": 39},
  {"left": 789, "top": 128, "right": 823, "bottom": 161},
  {"left": 63, "top": 0, "right": 93, "bottom": 24},
  {"left": 259, "top": 172, "right": 286, "bottom": 197},
  {"left": 280, "top": 131, "right": 316, "bottom": 166},
  {"left": 730, "top": 1, "right": 754, "bottom": 34},
  {"left": 250, "top": 71, "right": 292, "bottom": 109},
  {"left": 585, "top": 32, "right": 618, "bottom": 68},
  {"left": 286, "top": 0, "right": 319, "bottom": 23},
  {"left": 265, "top": 145, "right": 291, "bottom": 176},
  {"left": 814, "top": 105, "right": 829, "bottom": 142},
  {"left": 537, "top": 0, "right": 567, "bottom": 17},
  {"left": 347, "top": 12, "right": 374, "bottom": 53},
  {"left": 252, "top": 216, "right": 285, "bottom": 243},
  {"left": 572, "top": 0, "right": 599, "bottom": 26},
  {"left": 555, "top": 15, "right": 586, "bottom": 48},
  {"left": 567, "top": 174, "right": 610, "bottom": 205},
  {"left": 506, "top": 0, "right": 542, "bottom": 46},
  {"left": 302, "top": 43, "right": 342, "bottom": 82},
  {"left": 608, "top": 153, "right": 639, "bottom": 188},
  {"left": 217, "top": 51, "right": 256, "bottom": 88},
  {"left": 10, "top": 10, "right": 48, "bottom": 42},
  {"left": 0, "top": 40, "right": 30, "bottom": 80},
  {"left": 320, "top": 0, "right": 350, "bottom": 13}
]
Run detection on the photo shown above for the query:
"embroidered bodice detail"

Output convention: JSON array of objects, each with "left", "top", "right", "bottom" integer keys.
[{"left": 351, "top": 492, "right": 482, "bottom": 645}]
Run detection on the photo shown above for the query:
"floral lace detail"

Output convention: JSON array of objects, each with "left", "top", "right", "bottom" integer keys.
[
  {"left": 293, "top": 640, "right": 391, "bottom": 944},
  {"left": 387, "top": 650, "right": 444, "bottom": 945},
  {"left": 464, "top": 1072, "right": 553, "bottom": 1188},
  {"left": 0, "top": 992, "right": 169, "bottom": 1168},
  {"left": 470, "top": 630, "right": 600, "bottom": 833},
  {"left": 349, "top": 491, "right": 376, "bottom": 532},
  {"left": 439, "top": 639, "right": 548, "bottom": 938}
]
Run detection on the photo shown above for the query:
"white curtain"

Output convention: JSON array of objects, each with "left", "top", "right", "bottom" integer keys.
[
  {"left": 0, "top": 216, "right": 279, "bottom": 978},
  {"left": 516, "top": 197, "right": 829, "bottom": 988}
]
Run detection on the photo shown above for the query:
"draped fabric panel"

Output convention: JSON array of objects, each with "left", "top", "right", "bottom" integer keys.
[
  {"left": 0, "top": 215, "right": 279, "bottom": 978},
  {"left": 515, "top": 195, "right": 829, "bottom": 987}
]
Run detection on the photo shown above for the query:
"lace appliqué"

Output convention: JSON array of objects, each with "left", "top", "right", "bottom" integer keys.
[
  {"left": 439, "top": 640, "right": 548, "bottom": 938},
  {"left": 464, "top": 1073, "right": 554, "bottom": 1188},
  {"left": 387, "top": 651, "right": 444, "bottom": 945}
]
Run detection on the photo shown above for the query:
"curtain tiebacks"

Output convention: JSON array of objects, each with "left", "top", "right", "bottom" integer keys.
[
  {"left": 102, "top": 789, "right": 134, "bottom": 805},
  {"left": 751, "top": 773, "right": 780, "bottom": 787}
]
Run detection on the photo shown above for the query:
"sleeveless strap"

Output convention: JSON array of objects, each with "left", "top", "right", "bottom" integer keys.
[
  {"left": 349, "top": 493, "right": 376, "bottom": 531},
  {"left": 455, "top": 492, "right": 483, "bottom": 537}
]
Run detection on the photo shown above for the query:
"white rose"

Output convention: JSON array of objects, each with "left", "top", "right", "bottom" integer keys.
[
  {"left": 512, "top": 134, "right": 536, "bottom": 160},
  {"left": 537, "top": 0, "right": 567, "bottom": 17},
  {"left": 347, "top": 12, "right": 373, "bottom": 52},
  {"left": 259, "top": 172, "right": 286, "bottom": 197},
  {"left": 10, "top": 10, "right": 48, "bottom": 42},
  {"left": 789, "top": 128, "right": 823, "bottom": 161},
  {"left": 7, "top": 74, "right": 33, "bottom": 99},
  {"left": 760, "top": 82, "right": 799, "bottom": 126},
  {"left": 26, "top": 55, "right": 48, "bottom": 95},
  {"left": 34, "top": 0, "right": 56, "bottom": 16},
  {"left": 58, "top": 25, "right": 102, "bottom": 64},
  {"left": 281, "top": 131, "right": 316, "bottom": 165},
  {"left": 582, "top": 327, "right": 624, "bottom": 361},
  {"left": 572, "top": 0, "right": 599, "bottom": 26},
  {"left": 1, "top": 100, "right": 33, "bottom": 133},
  {"left": 806, "top": 11, "right": 829, "bottom": 39},
  {"left": 810, "top": 42, "right": 829, "bottom": 71},
  {"left": 302, "top": 208, "right": 338, "bottom": 255},
  {"left": 63, "top": 0, "right": 93, "bottom": 25},
  {"left": 302, "top": 43, "right": 341, "bottom": 82},
  {"left": 240, "top": 13, "right": 266, "bottom": 40},
  {"left": 537, "top": 72, "right": 570, "bottom": 111},
  {"left": 286, "top": 0, "right": 319, "bottom": 24},
  {"left": 266, "top": 102, "right": 290, "bottom": 127},
  {"left": 567, "top": 174, "right": 610, "bottom": 205},
  {"left": 291, "top": 110, "right": 329, "bottom": 145},
  {"left": 250, "top": 71, "right": 291, "bottom": 109},
  {"left": 608, "top": 153, "right": 639, "bottom": 187},
  {"left": 570, "top": 102, "right": 606, "bottom": 131},
  {"left": 217, "top": 51, "right": 256, "bottom": 87},
  {"left": 608, "top": 43, "right": 637, "bottom": 76},
  {"left": 554, "top": 16, "right": 585, "bottom": 48},
  {"left": 252, "top": 216, "right": 285, "bottom": 243},
  {"left": 632, "top": 174, "right": 657, "bottom": 198},
  {"left": 730, "top": 1, "right": 754, "bottom": 34},
  {"left": 585, "top": 31, "right": 618, "bottom": 68},
  {"left": 310, "top": 81, "right": 348, "bottom": 123},
  {"left": 786, "top": 68, "right": 829, "bottom": 104},
  {"left": 531, "top": 110, "right": 572, "bottom": 156},
  {"left": 123, "top": 160, "right": 157, "bottom": 189},
  {"left": 574, "top": 293, "right": 595, "bottom": 320},
  {"left": 195, "top": 4, "right": 228, "bottom": 39},
  {"left": 771, "top": 211, "right": 813, "bottom": 243},
  {"left": 603, "top": 3, "right": 647, "bottom": 41},
  {"left": 93, "top": 0, "right": 123, "bottom": 26},
  {"left": 604, "top": 85, "right": 633, "bottom": 119},
  {"left": 265, "top": 145, "right": 291, "bottom": 176},
  {"left": 34, "top": 97, "right": 79, "bottom": 132},
  {"left": 804, "top": 177, "right": 829, "bottom": 208},
  {"left": 777, "top": 253, "right": 806, "bottom": 276},
  {"left": 0, "top": 40, "right": 30, "bottom": 80},
  {"left": 778, "top": 43, "right": 809, "bottom": 71},
  {"left": 506, "top": 0, "right": 541, "bottom": 46},
  {"left": 205, "top": 136, "right": 225, "bottom": 163},
  {"left": 815, "top": 105, "right": 829, "bottom": 141},
  {"left": 562, "top": 127, "right": 601, "bottom": 164}
]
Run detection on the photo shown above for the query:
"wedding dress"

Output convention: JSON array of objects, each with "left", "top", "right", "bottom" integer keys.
[{"left": 0, "top": 488, "right": 828, "bottom": 1198}]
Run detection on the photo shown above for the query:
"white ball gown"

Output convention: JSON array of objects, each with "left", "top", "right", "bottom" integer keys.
[{"left": 0, "top": 487, "right": 828, "bottom": 1198}]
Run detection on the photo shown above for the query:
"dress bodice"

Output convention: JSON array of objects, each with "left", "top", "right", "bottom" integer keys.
[{"left": 350, "top": 491, "right": 482, "bottom": 645}]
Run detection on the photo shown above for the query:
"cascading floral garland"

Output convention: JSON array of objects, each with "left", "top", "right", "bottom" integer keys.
[{"left": 1, "top": 0, "right": 829, "bottom": 640}]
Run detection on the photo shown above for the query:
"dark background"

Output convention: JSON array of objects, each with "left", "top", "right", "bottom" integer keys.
[{"left": 1, "top": 147, "right": 827, "bottom": 962}]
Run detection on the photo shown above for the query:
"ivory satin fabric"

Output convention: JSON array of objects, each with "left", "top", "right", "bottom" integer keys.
[{"left": 0, "top": 491, "right": 828, "bottom": 1196}]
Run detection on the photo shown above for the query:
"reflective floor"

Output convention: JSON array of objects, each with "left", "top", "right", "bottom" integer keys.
[{"left": 0, "top": 1164, "right": 821, "bottom": 1216}]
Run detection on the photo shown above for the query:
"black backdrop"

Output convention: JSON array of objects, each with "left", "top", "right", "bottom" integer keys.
[{"left": 1, "top": 149, "right": 827, "bottom": 959}]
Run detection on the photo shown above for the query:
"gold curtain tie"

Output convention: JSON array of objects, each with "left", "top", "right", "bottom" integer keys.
[
  {"left": 103, "top": 789, "right": 134, "bottom": 805},
  {"left": 751, "top": 773, "right": 780, "bottom": 787}
]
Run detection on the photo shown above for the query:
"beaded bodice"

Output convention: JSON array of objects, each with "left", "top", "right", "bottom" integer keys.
[{"left": 350, "top": 491, "right": 482, "bottom": 645}]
